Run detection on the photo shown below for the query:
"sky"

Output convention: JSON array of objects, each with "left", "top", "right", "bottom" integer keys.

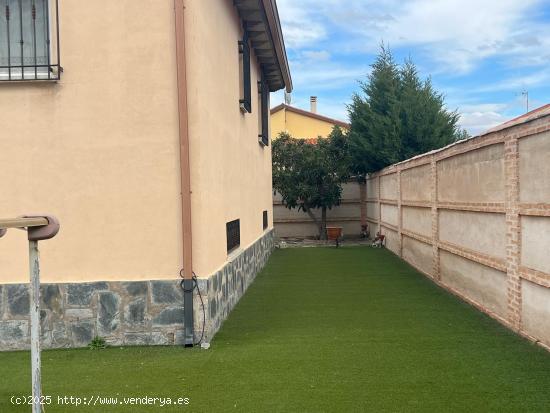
[{"left": 271, "top": 0, "right": 550, "bottom": 135}]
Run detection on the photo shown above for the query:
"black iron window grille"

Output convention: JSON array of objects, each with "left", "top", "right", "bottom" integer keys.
[
  {"left": 263, "top": 211, "right": 268, "bottom": 230},
  {"left": 238, "top": 32, "right": 251, "bottom": 113},
  {"left": 0, "top": 0, "right": 61, "bottom": 81},
  {"left": 258, "top": 78, "right": 269, "bottom": 146},
  {"left": 226, "top": 219, "right": 240, "bottom": 253}
]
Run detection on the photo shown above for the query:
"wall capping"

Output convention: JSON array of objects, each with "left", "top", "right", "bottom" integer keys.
[{"left": 365, "top": 111, "right": 550, "bottom": 349}]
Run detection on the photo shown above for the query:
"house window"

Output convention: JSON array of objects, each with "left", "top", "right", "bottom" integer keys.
[
  {"left": 0, "top": 0, "right": 61, "bottom": 81},
  {"left": 226, "top": 219, "right": 240, "bottom": 253},
  {"left": 263, "top": 211, "right": 268, "bottom": 230},
  {"left": 258, "top": 79, "right": 269, "bottom": 146},
  {"left": 238, "top": 32, "right": 251, "bottom": 113}
]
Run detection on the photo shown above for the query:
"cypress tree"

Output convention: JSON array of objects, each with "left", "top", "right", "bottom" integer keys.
[
  {"left": 349, "top": 45, "right": 401, "bottom": 175},
  {"left": 349, "top": 46, "right": 468, "bottom": 175}
]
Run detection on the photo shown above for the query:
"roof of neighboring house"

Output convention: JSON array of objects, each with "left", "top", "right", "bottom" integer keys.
[
  {"left": 234, "top": 0, "right": 292, "bottom": 93},
  {"left": 270, "top": 104, "right": 350, "bottom": 129}
]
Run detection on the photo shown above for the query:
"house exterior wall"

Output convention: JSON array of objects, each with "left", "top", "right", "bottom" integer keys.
[
  {"left": 0, "top": 0, "right": 280, "bottom": 349},
  {"left": 271, "top": 108, "right": 339, "bottom": 139},
  {"left": 185, "top": 0, "right": 273, "bottom": 278},
  {"left": 0, "top": 0, "right": 273, "bottom": 283},
  {"left": 0, "top": 0, "right": 183, "bottom": 284},
  {"left": 270, "top": 108, "right": 286, "bottom": 138},
  {"left": 368, "top": 113, "right": 550, "bottom": 350}
]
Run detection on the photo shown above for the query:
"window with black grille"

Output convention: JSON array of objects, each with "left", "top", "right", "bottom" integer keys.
[
  {"left": 238, "top": 32, "right": 251, "bottom": 113},
  {"left": 226, "top": 219, "right": 240, "bottom": 253},
  {"left": 258, "top": 79, "right": 269, "bottom": 146},
  {"left": 263, "top": 211, "right": 268, "bottom": 230},
  {"left": 0, "top": 0, "right": 62, "bottom": 81}
]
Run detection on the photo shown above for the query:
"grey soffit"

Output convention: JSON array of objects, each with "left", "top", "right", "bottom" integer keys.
[{"left": 234, "top": 0, "right": 291, "bottom": 92}]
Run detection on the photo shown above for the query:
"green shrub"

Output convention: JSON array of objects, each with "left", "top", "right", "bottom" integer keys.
[{"left": 88, "top": 336, "right": 108, "bottom": 350}]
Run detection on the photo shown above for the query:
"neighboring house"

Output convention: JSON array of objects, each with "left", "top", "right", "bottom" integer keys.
[
  {"left": 0, "top": 0, "right": 292, "bottom": 350},
  {"left": 270, "top": 98, "right": 365, "bottom": 239},
  {"left": 270, "top": 97, "right": 349, "bottom": 142}
]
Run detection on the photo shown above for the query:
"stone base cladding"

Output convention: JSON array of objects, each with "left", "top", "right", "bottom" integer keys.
[
  {"left": 0, "top": 230, "right": 274, "bottom": 351},
  {"left": 194, "top": 229, "right": 274, "bottom": 342}
]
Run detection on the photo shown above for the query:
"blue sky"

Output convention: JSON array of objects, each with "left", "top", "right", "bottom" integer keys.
[{"left": 271, "top": 0, "right": 550, "bottom": 135}]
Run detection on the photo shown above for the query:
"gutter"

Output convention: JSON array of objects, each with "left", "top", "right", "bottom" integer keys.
[{"left": 174, "top": 0, "right": 194, "bottom": 347}]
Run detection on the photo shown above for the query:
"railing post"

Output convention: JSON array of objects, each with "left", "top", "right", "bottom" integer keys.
[
  {"left": 29, "top": 240, "right": 42, "bottom": 413},
  {"left": 0, "top": 215, "right": 59, "bottom": 413}
]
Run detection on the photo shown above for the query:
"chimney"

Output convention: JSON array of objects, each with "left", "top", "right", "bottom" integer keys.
[{"left": 310, "top": 96, "right": 317, "bottom": 113}]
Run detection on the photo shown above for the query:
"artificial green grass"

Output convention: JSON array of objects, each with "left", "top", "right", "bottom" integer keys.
[{"left": 1, "top": 246, "right": 550, "bottom": 412}]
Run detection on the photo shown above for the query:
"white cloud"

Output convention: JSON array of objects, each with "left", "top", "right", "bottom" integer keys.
[
  {"left": 459, "top": 110, "right": 509, "bottom": 135},
  {"left": 290, "top": 65, "right": 368, "bottom": 91},
  {"left": 274, "top": 0, "right": 549, "bottom": 135},
  {"left": 301, "top": 50, "right": 331, "bottom": 61},
  {"left": 276, "top": 0, "right": 327, "bottom": 48},
  {"left": 277, "top": 0, "right": 549, "bottom": 75},
  {"left": 457, "top": 103, "right": 521, "bottom": 135},
  {"left": 477, "top": 69, "right": 550, "bottom": 93}
]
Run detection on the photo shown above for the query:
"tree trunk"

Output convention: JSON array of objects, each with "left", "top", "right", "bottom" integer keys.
[
  {"left": 305, "top": 208, "right": 323, "bottom": 240},
  {"left": 320, "top": 206, "right": 327, "bottom": 240}
]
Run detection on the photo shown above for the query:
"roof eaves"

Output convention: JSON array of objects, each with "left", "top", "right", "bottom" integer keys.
[
  {"left": 261, "top": 0, "right": 292, "bottom": 92},
  {"left": 234, "top": 0, "right": 292, "bottom": 93}
]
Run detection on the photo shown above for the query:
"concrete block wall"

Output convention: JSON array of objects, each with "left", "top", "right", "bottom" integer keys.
[
  {"left": 367, "top": 111, "right": 550, "bottom": 349},
  {"left": 273, "top": 180, "right": 365, "bottom": 239}
]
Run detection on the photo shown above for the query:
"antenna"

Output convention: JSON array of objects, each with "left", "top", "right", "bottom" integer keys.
[
  {"left": 521, "top": 90, "right": 529, "bottom": 113},
  {"left": 284, "top": 92, "right": 292, "bottom": 105}
]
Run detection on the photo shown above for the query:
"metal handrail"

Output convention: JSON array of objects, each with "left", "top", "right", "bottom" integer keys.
[
  {"left": 0, "top": 214, "right": 59, "bottom": 413},
  {"left": 0, "top": 217, "right": 49, "bottom": 229}
]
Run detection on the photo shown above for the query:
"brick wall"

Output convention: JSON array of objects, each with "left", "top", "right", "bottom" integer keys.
[{"left": 367, "top": 110, "right": 550, "bottom": 350}]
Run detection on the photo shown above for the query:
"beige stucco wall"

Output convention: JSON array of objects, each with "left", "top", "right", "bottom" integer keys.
[
  {"left": 273, "top": 181, "right": 363, "bottom": 239},
  {"left": 366, "top": 202, "right": 379, "bottom": 221},
  {"left": 368, "top": 116, "right": 550, "bottom": 348},
  {"left": 0, "top": 0, "right": 275, "bottom": 283},
  {"left": 439, "top": 210, "right": 506, "bottom": 258},
  {"left": 0, "top": 0, "right": 182, "bottom": 283},
  {"left": 366, "top": 176, "right": 379, "bottom": 199},
  {"left": 519, "top": 131, "right": 550, "bottom": 203},
  {"left": 521, "top": 216, "right": 550, "bottom": 275},
  {"left": 380, "top": 174, "right": 398, "bottom": 200},
  {"left": 401, "top": 164, "right": 431, "bottom": 202},
  {"left": 402, "top": 236, "right": 433, "bottom": 277},
  {"left": 380, "top": 204, "right": 398, "bottom": 227},
  {"left": 440, "top": 251, "right": 508, "bottom": 318},
  {"left": 274, "top": 220, "right": 359, "bottom": 239},
  {"left": 522, "top": 280, "right": 550, "bottom": 346},
  {"left": 438, "top": 144, "right": 505, "bottom": 203},
  {"left": 402, "top": 206, "right": 431, "bottom": 238},
  {"left": 185, "top": 0, "right": 273, "bottom": 277},
  {"left": 384, "top": 228, "right": 400, "bottom": 255}
]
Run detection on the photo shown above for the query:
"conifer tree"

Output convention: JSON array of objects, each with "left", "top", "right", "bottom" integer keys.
[{"left": 349, "top": 45, "right": 468, "bottom": 175}]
